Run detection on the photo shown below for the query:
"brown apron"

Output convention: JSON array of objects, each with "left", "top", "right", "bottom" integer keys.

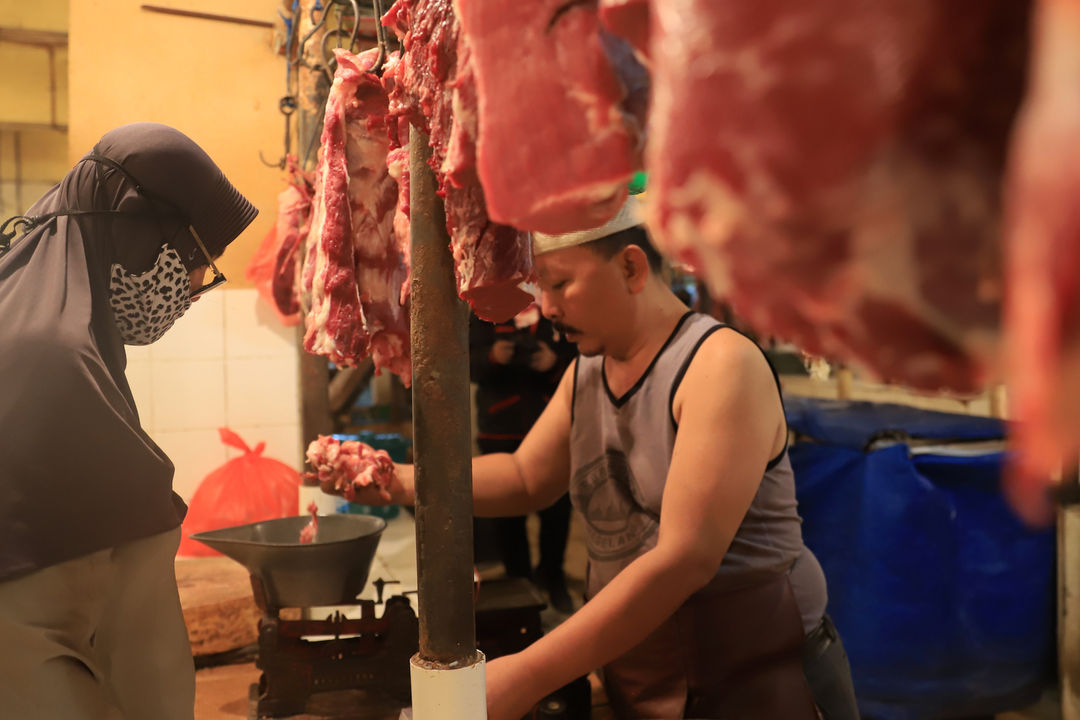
[{"left": 600, "top": 573, "right": 819, "bottom": 719}]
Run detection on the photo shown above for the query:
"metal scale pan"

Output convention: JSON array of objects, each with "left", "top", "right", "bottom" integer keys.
[{"left": 190, "top": 514, "right": 386, "bottom": 609}]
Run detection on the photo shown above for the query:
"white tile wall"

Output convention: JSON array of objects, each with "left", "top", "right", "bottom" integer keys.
[
  {"left": 224, "top": 424, "right": 304, "bottom": 471},
  {"left": 155, "top": 428, "right": 230, "bottom": 502},
  {"left": 122, "top": 288, "right": 304, "bottom": 504},
  {"left": 151, "top": 292, "right": 226, "bottom": 361},
  {"left": 152, "top": 359, "right": 228, "bottom": 432},
  {"left": 125, "top": 345, "right": 154, "bottom": 363},
  {"left": 225, "top": 356, "right": 300, "bottom": 428},
  {"left": 224, "top": 289, "right": 300, "bottom": 359}
]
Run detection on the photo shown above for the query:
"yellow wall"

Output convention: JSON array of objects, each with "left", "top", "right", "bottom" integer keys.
[
  {"left": 0, "top": 128, "right": 67, "bottom": 180},
  {"left": 0, "top": 0, "right": 70, "bottom": 215},
  {"left": 0, "top": 43, "right": 67, "bottom": 126},
  {"left": 0, "top": 128, "right": 66, "bottom": 214},
  {"left": 69, "top": 0, "right": 287, "bottom": 284},
  {"left": 0, "top": 1, "right": 68, "bottom": 30}
]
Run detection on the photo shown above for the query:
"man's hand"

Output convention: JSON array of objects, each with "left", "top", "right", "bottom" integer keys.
[
  {"left": 490, "top": 339, "right": 515, "bottom": 365},
  {"left": 320, "top": 463, "right": 415, "bottom": 506},
  {"left": 529, "top": 340, "right": 557, "bottom": 373}
]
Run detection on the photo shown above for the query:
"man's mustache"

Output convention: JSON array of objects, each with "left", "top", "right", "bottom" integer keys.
[{"left": 553, "top": 322, "right": 583, "bottom": 337}]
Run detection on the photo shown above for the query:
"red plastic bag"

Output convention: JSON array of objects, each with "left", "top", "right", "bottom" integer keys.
[{"left": 177, "top": 428, "right": 301, "bottom": 557}]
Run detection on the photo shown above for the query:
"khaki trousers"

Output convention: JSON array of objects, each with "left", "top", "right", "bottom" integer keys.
[{"left": 0, "top": 527, "right": 194, "bottom": 720}]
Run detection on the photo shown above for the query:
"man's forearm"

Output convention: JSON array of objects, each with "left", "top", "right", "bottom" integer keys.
[
  {"left": 393, "top": 452, "right": 551, "bottom": 517},
  {"left": 471, "top": 452, "right": 544, "bottom": 516}
]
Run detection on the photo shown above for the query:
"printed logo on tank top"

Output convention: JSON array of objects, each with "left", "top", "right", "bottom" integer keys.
[{"left": 570, "top": 449, "right": 659, "bottom": 562}]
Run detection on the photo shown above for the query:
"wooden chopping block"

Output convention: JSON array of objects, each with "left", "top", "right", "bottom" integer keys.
[{"left": 176, "top": 556, "right": 261, "bottom": 656}]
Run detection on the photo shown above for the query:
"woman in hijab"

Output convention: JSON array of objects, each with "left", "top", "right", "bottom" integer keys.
[{"left": 0, "top": 122, "right": 257, "bottom": 719}]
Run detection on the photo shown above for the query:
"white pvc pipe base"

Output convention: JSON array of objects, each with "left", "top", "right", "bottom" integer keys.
[{"left": 404, "top": 651, "right": 487, "bottom": 720}]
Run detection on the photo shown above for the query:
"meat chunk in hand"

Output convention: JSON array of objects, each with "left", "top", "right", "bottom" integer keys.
[{"left": 304, "top": 435, "right": 396, "bottom": 502}]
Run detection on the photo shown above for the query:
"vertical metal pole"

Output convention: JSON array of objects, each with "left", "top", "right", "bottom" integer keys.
[{"left": 409, "top": 128, "right": 478, "bottom": 665}]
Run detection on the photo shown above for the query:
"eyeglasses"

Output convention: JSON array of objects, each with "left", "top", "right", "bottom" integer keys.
[
  {"left": 188, "top": 224, "right": 227, "bottom": 299},
  {"left": 76, "top": 154, "right": 229, "bottom": 298}
]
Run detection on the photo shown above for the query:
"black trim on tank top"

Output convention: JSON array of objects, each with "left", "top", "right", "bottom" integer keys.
[
  {"left": 668, "top": 323, "right": 790, "bottom": 469},
  {"left": 669, "top": 323, "right": 725, "bottom": 429},
  {"left": 602, "top": 311, "right": 694, "bottom": 408}
]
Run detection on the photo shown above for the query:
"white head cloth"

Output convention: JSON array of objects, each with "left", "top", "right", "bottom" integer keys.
[{"left": 531, "top": 196, "right": 645, "bottom": 256}]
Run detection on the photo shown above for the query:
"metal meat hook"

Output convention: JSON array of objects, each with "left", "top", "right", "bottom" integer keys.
[
  {"left": 297, "top": 0, "right": 330, "bottom": 76},
  {"left": 260, "top": 95, "right": 299, "bottom": 169},
  {"left": 324, "top": 0, "right": 391, "bottom": 78},
  {"left": 321, "top": 0, "right": 362, "bottom": 80},
  {"left": 368, "top": 0, "right": 389, "bottom": 77},
  {"left": 260, "top": 0, "right": 304, "bottom": 169}
]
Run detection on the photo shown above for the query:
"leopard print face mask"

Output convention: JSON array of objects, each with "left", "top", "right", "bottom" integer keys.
[{"left": 108, "top": 244, "right": 192, "bottom": 345}]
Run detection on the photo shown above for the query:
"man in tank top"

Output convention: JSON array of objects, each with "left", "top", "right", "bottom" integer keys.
[{"left": 349, "top": 197, "right": 860, "bottom": 719}]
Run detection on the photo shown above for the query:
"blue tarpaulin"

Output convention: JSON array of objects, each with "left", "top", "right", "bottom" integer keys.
[
  {"left": 785, "top": 396, "right": 1008, "bottom": 449},
  {"left": 785, "top": 397, "right": 1056, "bottom": 719}
]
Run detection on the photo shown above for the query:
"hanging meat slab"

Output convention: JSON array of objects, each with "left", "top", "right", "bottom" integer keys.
[
  {"left": 272, "top": 159, "right": 315, "bottom": 319},
  {"left": 383, "top": 0, "right": 534, "bottom": 323},
  {"left": 304, "top": 48, "right": 411, "bottom": 385},
  {"left": 304, "top": 54, "right": 367, "bottom": 366},
  {"left": 601, "top": 0, "right": 1080, "bottom": 524},
  {"left": 642, "top": 0, "right": 1030, "bottom": 395},
  {"left": 453, "top": 0, "right": 638, "bottom": 234},
  {"left": 384, "top": 85, "right": 413, "bottom": 306}
]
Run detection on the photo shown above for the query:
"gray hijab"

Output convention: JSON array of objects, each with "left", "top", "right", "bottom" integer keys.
[{"left": 0, "top": 123, "right": 257, "bottom": 581}]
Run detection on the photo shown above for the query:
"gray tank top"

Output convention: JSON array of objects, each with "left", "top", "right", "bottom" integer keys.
[{"left": 569, "top": 312, "right": 827, "bottom": 632}]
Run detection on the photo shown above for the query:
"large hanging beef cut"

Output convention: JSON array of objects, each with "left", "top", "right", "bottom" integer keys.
[
  {"left": 272, "top": 160, "right": 315, "bottom": 319},
  {"left": 595, "top": 0, "right": 1080, "bottom": 523},
  {"left": 304, "top": 48, "right": 411, "bottom": 384},
  {"left": 639, "top": 0, "right": 1030, "bottom": 396},
  {"left": 382, "top": 0, "right": 534, "bottom": 323},
  {"left": 453, "top": 0, "right": 641, "bottom": 234}
]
